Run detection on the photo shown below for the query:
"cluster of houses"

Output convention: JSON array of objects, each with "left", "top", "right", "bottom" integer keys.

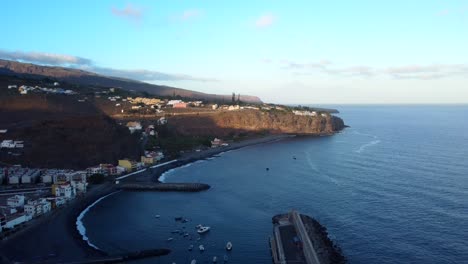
[
  {"left": 292, "top": 110, "right": 328, "bottom": 117},
  {"left": 7, "top": 83, "right": 77, "bottom": 95},
  {"left": 126, "top": 118, "right": 167, "bottom": 134},
  {"left": 0, "top": 167, "right": 87, "bottom": 186},
  {"left": 210, "top": 138, "right": 229, "bottom": 148},
  {"left": 0, "top": 170, "right": 88, "bottom": 235},
  {"left": 0, "top": 140, "right": 24, "bottom": 149}
]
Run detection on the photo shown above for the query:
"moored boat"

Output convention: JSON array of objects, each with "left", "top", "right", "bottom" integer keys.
[
  {"left": 225, "top": 242, "right": 232, "bottom": 251},
  {"left": 199, "top": 245, "right": 205, "bottom": 251},
  {"left": 213, "top": 256, "right": 217, "bottom": 262},
  {"left": 197, "top": 226, "right": 210, "bottom": 234},
  {"left": 188, "top": 244, "right": 194, "bottom": 251}
]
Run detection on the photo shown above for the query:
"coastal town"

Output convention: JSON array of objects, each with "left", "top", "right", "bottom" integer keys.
[{"left": 0, "top": 75, "right": 344, "bottom": 263}]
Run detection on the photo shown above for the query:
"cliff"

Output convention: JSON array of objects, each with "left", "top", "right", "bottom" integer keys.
[{"left": 168, "top": 110, "right": 345, "bottom": 137}]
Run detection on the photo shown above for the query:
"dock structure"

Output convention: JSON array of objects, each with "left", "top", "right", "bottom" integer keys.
[{"left": 271, "top": 211, "right": 321, "bottom": 264}]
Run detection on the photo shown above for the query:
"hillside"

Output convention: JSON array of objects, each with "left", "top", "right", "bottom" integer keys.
[{"left": 0, "top": 59, "right": 262, "bottom": 103}]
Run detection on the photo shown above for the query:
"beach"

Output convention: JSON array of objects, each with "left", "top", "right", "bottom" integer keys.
[{"left": 0, "top": 133, "right": 292, "bottom": 263}]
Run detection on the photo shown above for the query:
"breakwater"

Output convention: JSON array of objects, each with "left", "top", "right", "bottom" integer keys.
[
  {"left": 69, "top": 248, "right": 171, "bottom": 264},
  {"left": 117, "top": 182, "right": 211, "bottom": 192},
  {"left": 271, "top": 211, "right": 346, "bottom": 264}
]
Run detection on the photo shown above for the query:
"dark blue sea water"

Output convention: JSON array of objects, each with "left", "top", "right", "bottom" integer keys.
[{"left": 82, "top": 105, "right": 468, "bottom": 264}]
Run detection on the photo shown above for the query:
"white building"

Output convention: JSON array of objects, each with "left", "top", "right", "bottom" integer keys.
[
  {"left": 8, "top": 175, "right": 20, "bottom": 184},
  {"left": 166, "top": 100, "right": 182, "bottom": 106},
  {"left": 54, "top": 183, "right": 75, "bottom": 199},
  {"left": 1, "top": 140, "right": 15, "bottom": 148},
  {"left": 71, "top": 180, "right": 87, "bottom": 193},
  {"left": 7, "top": 85, "right": 17, "bottom": 89},
  {"left": 20, "top": 170, "right": 41, "bottom": 184},
  {"left": 292, "top": 110, "right": 318, "bottom": 117},
  {"left": 7, "top": 195, "right": 25, "bottom": 207},
  {"left": 24, "top": 199, "right": 52, "bottom": 217},
  {"left": 41, "top": 174, "right": 52, "bottom": 183},
  {"left": 3, "top": 213, "right": 30, "bottom": 229}
]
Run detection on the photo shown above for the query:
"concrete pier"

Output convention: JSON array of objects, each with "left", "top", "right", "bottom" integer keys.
[{"left": 271, "top": 211, "right": 321, "bottom": 264}]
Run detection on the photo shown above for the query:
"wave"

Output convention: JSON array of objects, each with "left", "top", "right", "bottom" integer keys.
[
  {"left": 159, "top": 160, "right": 208, "bottom": 183},
  {"left": 76, "top": 191, "right": 121, "bottom": 250},
  {"left": 352, "top": 130, "right": 378, "bottom": 139},
  {"left": 355, "top": 140, "right": 381, "bottom": 153}
]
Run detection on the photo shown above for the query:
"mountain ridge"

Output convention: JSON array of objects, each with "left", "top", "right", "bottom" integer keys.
[{"left": 0, "top": 59, "right": 262, "bottom": 103}]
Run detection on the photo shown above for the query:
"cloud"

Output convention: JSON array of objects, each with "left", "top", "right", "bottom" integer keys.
[
  {"left": 437, "top": 9, "right": 450, "bottom": 16},
  {"left": 92, "top": 67, "right": 218, "bottom": 82},
  {"left": 0, "top": 49, "right": 216, "bottom": 82},
  {"left": 0, "top": 50, "right": 92, "bottom": 66},
  {"left": 180, "top": 9, "right": 202, "bottom": 21},
  {"left": 255, "top": 13, "right": 275, "bottom": 28},
  {"left": 278, "top": 59, "right": 468, "bottom": 80},
  {"left": 111, "top": 4, "right": 143, "bottom": 22}
]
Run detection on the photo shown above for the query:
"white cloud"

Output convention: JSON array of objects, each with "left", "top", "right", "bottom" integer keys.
[
  {"left": 111, "top": 4, "right": 143, "bottom": 22},
  {"left": 180, "top": 9, "right": 202, "bottom": 20},
  {"left": 0, "top": 49, "right": 216, "bottom": 82},
  {"left": 93, "top": 67, "right": 217, "bottom": 82},
  {"left": 278, "top": 59, "right": 468, "bottom": 80},
  {"left": 255, "top": 13, "right": 275, "bottom": 28},
  {"left": 0, "top": 50, "right": 92, "bottom": 66}
]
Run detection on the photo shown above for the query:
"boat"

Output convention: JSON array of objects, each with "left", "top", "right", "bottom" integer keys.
[
  {"left": 223, "top": 255, "right": 228, "bottom": 262},
  {"left": 196, "top": 224, "right": 203, "bottom": 229},
  {"left": 175, "top": 216, "right": 183, "bottom": 221},
  {"left": 183, "top": 233, "right": 189, "bottom": 237},
  {"left": 213, "top": 256, "right": 217, "bottom": 263},
  {"left": 188, "top": 245, "right": 194, "bottom": 251},
  {"left": 197, "top": 226, "right": 211, "bottom": 234},
  {"left": 199, "top": 245, "right": 205, "bottom": 251},
  {"left": 167, "top": 237, "right": 174, "bottom": 242},
  {"left": 226, "top": 242, "right": 232, "bottom": 251},
  {"left": 155, "top": 215, "right": 160, "bottom": 218},
  {"left": 191, "top": 260, "right": 197, "bottom": 264},
  {"left": 182, "top": 218, "right": 189, "bottom": 223}
]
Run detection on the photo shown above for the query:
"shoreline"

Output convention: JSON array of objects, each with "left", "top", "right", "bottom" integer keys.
[
  {"left": 0, "top": 133, "right": 297, "bottom": 263},
  {"left": 154, "top": 133, "right": 295, "bottom": 183}
]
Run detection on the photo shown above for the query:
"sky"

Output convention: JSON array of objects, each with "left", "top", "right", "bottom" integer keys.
[{"left": 1, "top": 0, "right": 467, "bottom": 104}]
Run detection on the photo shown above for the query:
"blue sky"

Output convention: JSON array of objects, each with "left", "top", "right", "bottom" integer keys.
[{"left": 1, "top": 0, "right": 467, "bottom": 104}]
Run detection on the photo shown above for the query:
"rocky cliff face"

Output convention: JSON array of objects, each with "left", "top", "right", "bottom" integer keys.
[{"left": 168, "top": 110, "right": 345, "bottom": 136}]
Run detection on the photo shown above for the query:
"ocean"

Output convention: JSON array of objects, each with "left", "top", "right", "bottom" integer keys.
[{"left": 81, "top": 105, "right": 468, "bottom": 264}]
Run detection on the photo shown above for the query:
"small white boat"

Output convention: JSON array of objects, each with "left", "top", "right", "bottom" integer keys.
[
  {"left": 188, "top": 244, "right": 194, "bottom": 251},
  {"left": 213, "top": 256, "right": 218, "bottom": 262},
  {"left": 197, "top": 226, "right": 211, "bottom": 234},
  {"left": 191, "top": 260, "right": 197, "bottom": 264},
  {"left": 196, "top": 224, "right": 203, "bottom": 229},
  {"left": 155, "top": 215, "right": 160, "bottom": 218},
  {"left": 226, "top": 242, "right": 232, "bottom": 251},
  {"left": 167, "top": 237, "right": 174, "bottom": 242},
  {"left": 199, "top": 245, "right": 205, "bottom": 251}
]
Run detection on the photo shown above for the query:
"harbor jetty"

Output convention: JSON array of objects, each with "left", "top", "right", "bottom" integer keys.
[
  {"left": 270, "top": 210, "right": 346, "bottom": 264},
  {"left": 68, "top": 248, "right": 171, "bottom": 264},
  {"left": 117, "top": 182, "right": 210, "bottom": 192}
]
